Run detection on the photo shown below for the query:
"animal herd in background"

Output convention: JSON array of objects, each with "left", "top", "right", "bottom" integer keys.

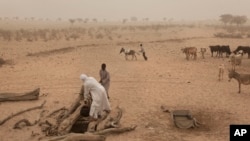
[
  {"left": 182, "top": 45, "right": 250, "bottom": 60},
  {"left": 119, "top": 45, "right": 250, "bottom": 93},
  {"left": 181, "top": 45, "right": 250, "bottom": 93}
]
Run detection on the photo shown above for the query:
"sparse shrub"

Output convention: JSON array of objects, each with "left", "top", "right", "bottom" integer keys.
[
  {"left": 96, "top": 33, "right": 104, "bottom": 39},
  {"left": 70, "top": 34, "right": 80, "bottom": 40},
  {"left": 214, "top": 32, "right": 243, "bottom": 38}
]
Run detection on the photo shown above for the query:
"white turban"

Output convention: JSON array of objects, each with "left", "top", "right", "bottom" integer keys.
[{"left": 80, "top": 74, "right": 88, "bottom": 82}]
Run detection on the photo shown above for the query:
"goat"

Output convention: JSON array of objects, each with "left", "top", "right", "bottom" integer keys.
[
  {"left": 218, "top": 64, "right": 225, "bottom": 81},
  {"left": 200, "top": 48, "right": 206, "bottom": 59},
  {"left": 228, "top": 69, "right": 250, "bottom": 93}
]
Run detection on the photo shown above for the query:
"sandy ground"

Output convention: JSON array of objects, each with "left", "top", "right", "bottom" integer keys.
[{"left": 1, "top": 23, "right": 250, "bottom": 141}]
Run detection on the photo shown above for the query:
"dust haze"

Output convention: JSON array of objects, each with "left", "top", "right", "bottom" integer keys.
[{"left": 0, "top": 0, "right": 250, "bottom": 21}]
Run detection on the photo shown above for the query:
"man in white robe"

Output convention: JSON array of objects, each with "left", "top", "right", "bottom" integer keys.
[{"left": 80, "top": 74, "right": 111, "bottom": 120}]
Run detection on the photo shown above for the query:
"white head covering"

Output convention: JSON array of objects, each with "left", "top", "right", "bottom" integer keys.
[{"left": 80, "top": 74, "right": 88, "bottom": 82}]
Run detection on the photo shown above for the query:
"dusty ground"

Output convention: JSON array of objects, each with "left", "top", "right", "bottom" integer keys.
[{"left": 1, "top": 22, "right": 250, "bottom": 141}]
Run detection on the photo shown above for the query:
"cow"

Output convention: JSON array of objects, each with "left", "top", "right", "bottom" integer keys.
[
  {"left": 233, "top": 46, "right": 250, "bottom": 59},
  {"left": 181, "top": 47, "right": 197, "bottom": 60},
  {"left": 228, "top": 69, "right": 250, "bottom": 93},
  {"left": 229, "top": 54, "right": 242, "bottom": 70},
  {"left": 209, "top": 45, "right": 220, "bottom": 57},
  {"left": 218, "top": 45, "right": 231, "bottom": 58}
]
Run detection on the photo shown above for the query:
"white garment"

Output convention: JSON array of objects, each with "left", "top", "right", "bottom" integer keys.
[{"left": 80, "top": 74, "right": 111, "bottom": 119}]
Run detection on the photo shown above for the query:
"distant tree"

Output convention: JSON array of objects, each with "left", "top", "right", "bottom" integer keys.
[
  {"left": 163, "top": 17, "right": 167, "bottom": 21},
  {"left": 13, "top": 16, "right": 19, "bottom": 20},
  {"left": 143, "top": 18, "right": 149, "bottom": 22},
  {"left": 92, "top": 18, "right": 98, "bottom": 22},
  {"left": 231, "top": 15, "right": 247, "bottom": 27},
  {"left": 220, "top": 14, "right": 233, "bottom": 26},
  {"left": 77, "top": 18, "right": 83, "bottom": 23},
  {"left": 57, "top": 18, "right": 62, "bottom": 21},
  {"left": 130, "top": 16, "right": 138, "bottom": 22},
  {"left": 84, "top": 18, "right": 89, "bottom": 23},
  {"left": 122, "top": 18, "right": 128, "bottom": 24},
  {"left": 69, "top": 19, "right": 75, "bottom": 25}
]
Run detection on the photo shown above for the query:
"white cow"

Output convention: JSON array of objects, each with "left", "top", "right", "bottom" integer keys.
[{"left": 229, "top": 54, "right": 242, "bottom": 70}]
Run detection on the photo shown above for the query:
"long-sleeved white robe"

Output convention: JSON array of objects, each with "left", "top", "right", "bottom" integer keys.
[{"left": 83, "top": 76, "right": 111, "bottom": 119}]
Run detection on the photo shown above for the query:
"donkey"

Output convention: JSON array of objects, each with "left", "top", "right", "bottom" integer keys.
[
  {"left": 228, "top": 69, "right": 250, "bottom": 93},
  {"left": 119, "top": 48, "right": 139, "bottom": 60}
]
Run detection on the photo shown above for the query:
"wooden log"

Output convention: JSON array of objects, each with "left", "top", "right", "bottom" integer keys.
[
  {"left": 0, "top": 100, "right": 46, "bottom": 126},
  {"left": 60, "top": 95, "right": 81, "bottom": 121},
  {"left": 94, "top": 125, "right": 137, "bottom": 135},
  {"left": 13, "top": 119, "right": 38, "bottom": 129},
  {"left": 63, "top": 133, "right": 106, "bottom": 141},
  {"left": 0, "top": 88, "right": 40, "bottom": 102},
  {"left": 87, "top": 106, "right": 124, "bottom": 133},
  {"left": 40, "top": 133, "right": 106, "bottom": 141},
  {"left": 58, "top": 103, "right": 84, "bottom": 135}
]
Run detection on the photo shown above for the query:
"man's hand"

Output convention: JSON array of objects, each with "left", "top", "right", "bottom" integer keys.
[{"left": 84, "top": 100, "right": 88, "bottom": 104}]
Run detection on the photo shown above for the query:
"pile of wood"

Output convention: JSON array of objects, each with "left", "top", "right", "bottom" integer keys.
[{"left": 0, "top": 88, "right": 137, "bottom": 141}]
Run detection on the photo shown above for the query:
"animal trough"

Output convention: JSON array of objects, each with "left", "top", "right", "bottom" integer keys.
[{"left": 171, "top": 110, "right": 200, "bottom": 129}]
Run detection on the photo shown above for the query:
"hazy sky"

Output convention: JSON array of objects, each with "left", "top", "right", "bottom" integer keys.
[{"left": 0, "top": 0, "right": 250, "bottom": 21}]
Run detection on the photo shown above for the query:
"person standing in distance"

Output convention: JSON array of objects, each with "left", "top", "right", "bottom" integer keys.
[
  {"left": 140, "top": 43, "right": 148, "bottom": 61},
  {"left": 99, "top": 63, "right": 110, "bottom": 99}
]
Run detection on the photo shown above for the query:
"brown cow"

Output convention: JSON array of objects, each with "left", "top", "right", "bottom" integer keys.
[{"left": 181, "top": 47, "right": 197, "bottom": 60}]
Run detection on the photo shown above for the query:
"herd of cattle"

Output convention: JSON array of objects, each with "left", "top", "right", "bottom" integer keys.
[
  {"left": 181, "top": 45, "right": 250, "bottom": 66},
  {"left": 182, "top": 45, "right": 250, "bottom": 59}
]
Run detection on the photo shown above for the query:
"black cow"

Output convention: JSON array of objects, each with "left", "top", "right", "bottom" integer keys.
[
  {"left": 209, "top": 45, "right": 220, "bottom": 57},
  {"left": 218, "top": 45, "right": 231, "bottom": 58},
  {"left": 209, "top": 45, "right": 231, "bottom": 57},
  {"left": 233, "top": 46, "right": 250, "bottom": 59}
]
